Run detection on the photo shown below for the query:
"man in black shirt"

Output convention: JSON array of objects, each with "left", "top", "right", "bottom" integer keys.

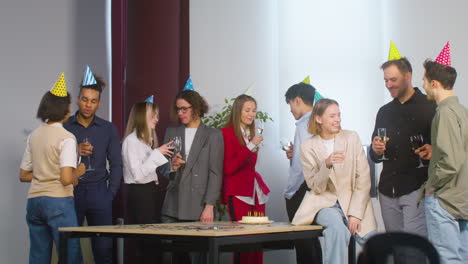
[{"left": 370, "top": 51, "right": 436, "bottom": 236}]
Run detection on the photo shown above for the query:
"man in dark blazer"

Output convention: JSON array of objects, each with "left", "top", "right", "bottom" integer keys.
[{"left": 162, "top": 90, "right": 224, "bottom": 223}]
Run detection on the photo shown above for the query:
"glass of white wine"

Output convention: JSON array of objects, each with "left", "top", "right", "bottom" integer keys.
[
  {"left": 172, "top": 136, "right": 182, "bottom": 156},
  {"left": 256, "top": 121, "right": 264, "bottom": 148},
  {"left": 280, "top": 138, "right": 292, "bottom": 151},
  {"left": 377, "top": 128, "right": 389, "bottom": 161},
  {"left": 82, "top": 137, "right": 95, "bottom": 171}
]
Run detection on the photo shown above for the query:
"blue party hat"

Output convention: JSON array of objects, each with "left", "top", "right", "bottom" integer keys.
[
  {"left": 145, "top": 95, "right": 154, "bottom": 103},
  {"left": 314, "top": 91, "right": 323, "bottom": 104},
  {"left": 183, "top": 76, "right": 194, "bottom": 90},
  {"left": 300, "top": 75, "right": 323, "bottom": 104},
  {"left": 82, "top": 65, "right": 97, "bottom": 86}
]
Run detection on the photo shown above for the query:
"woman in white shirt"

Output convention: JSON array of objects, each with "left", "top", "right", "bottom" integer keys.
[{"left": 122, "top": 101, "right": 173, "bottom": 264}]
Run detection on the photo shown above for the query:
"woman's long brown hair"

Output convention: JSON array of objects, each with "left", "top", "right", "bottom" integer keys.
[
  {"left": 124, "top": 102, "right": 158, "bottom": 148},
  {"left": 225, "top": 94, "right": 257, "bottom": 146}
]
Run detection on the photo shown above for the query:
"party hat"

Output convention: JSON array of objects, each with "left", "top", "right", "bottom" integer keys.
[
  {"left": 435, "top": 41, "right": 451, "bottom": 66},
  {"left": 183, "top": 76, "right": 194, "bottom": 90},
  {"left": 388, "top": 41, "right": 402, "bottom": 61},
  {"left": 82, "top": 65, "right": 97, "bottom": 86},
  {"left": 314, "top": 91, "right": 323, "bottom": 104},
  {"left": 145, "top": 95, "right": 154, "bottom": 103},
  {"left": 300, "top": 75, "right": 322, "bottom": 104},
  {"left": 50, "top": 73, "right": 68, "bottom": 97},
  {"left": 244, "top": 82, "right": 255, "bottom": 96}
]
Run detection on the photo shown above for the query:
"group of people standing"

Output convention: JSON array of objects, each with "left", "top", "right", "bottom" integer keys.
[
  {"left": 289, "top": 42, "right": 467, "bottom": 264},
  {"left": 19, "top": 40, "right": 467, "bottom": 264},
  {"left": 370, "top": 42, "right": 468, "bottom": 264}
]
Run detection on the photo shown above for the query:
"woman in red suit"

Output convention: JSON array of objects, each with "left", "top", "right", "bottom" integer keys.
[{"left": 222, "top": 94, "right": 270, "bottom": 264}]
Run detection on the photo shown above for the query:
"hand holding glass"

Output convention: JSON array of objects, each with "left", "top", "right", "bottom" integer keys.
[
  {"left": 82, "top": 137, "right": 94, "bottom": 171},
  {"left": 280, "top": 138, "right": 292, "bottom": 151},
  {"left": 377, "top": 128, "right": 389, "bottom": 161},
  {"left": 410, "top": 134, "right": 426, "bottom": 168},
  {"left": 171, "top": 136, "right": 182, "bottom": 156},
  {"left": 256, "top": 121, "right": 264, "bottom": 147},
  {"left": 333, "top": 140, "right": 346, "bottom": 168}
]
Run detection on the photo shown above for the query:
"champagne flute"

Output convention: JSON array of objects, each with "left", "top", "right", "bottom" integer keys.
[
  {"left": 256, "top": 121, "right": 264, "bottom": 147},
  {"left": 171, "top": 136, "right": 182, "bottom": 155},
  {"left": 410, "top": 134, "right": 426, "bottom": 168},
  {"left": 83, "top": 137, "right": 95, "bottom": 171},
  {"left": 377, "top": 128, "right": 389, "bottom": 161},
  {"left": 256, "top": 121, "right": 264, "bottom": 135},
  {"left": 333, "top": 139, "right": 346, "bottom": 169}
]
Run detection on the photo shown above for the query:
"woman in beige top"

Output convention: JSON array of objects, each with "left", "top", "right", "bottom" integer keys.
[{"left": 292, "top": 99, "right": 377, "bottom": 264}]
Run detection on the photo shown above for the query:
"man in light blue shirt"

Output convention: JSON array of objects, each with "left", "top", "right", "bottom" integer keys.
[{"left": 284, "top": 82, "right": 322, "bottom": 263}]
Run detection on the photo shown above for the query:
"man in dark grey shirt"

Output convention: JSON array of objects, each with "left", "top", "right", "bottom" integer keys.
[{"left": 370, "top": 48, "right": 436, "bottom": 236}]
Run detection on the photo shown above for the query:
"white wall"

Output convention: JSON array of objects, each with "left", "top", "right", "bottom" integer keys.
[
  {"left": 0, "top": 0, "right": 110, "bottom": 262},
  {"left": 190, "top": 1, "right": 468, "bottom": 263},
  {"left": 277, "top": 0, "right": 385, "bottom": 145},
  {"left": 383, "top": 0, "right": 468, "bottom": 107}
]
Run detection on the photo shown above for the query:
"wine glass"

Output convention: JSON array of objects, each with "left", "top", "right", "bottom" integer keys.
[
  {"left": 377, "top": 128, "right": 389, "bottom": 161},
  {"left": 333, "top": 139, "right": 346, "bottom": 169},
  {"left": 410, "top": 134, "right": 426, "bottom": 168},
  {"left": 256, "top": 121, "right": 265, "bottom": 148},
  {"left": 171, "top": 136, "right": 182, "bottom": 155},
  {"left": 256, "top": 121, "right": 264, "bottom": 135},
  {"left": 82, "top": 137, "right": 95, "bottom": 171},
  {"left": 280, "top": 138, "right": 292, "bottom": 151}
]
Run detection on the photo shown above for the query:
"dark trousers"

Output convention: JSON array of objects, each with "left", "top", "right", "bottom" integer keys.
[
  {"left": 161, "top": 215, "right": 205, "bottom": 264},
  {"left": 74, "top": 181, "right": 114, "bottom": 264},
  {"left": 228, "top": 196, "right": 265, "bottom": 264},
  {"left": 285, "top": 182, "right": 323, "bottom": 264},
  {"left": 126, "top": 182, "right": 163, "bottom": 264}
]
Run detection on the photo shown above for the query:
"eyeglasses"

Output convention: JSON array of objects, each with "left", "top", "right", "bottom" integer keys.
[{"left": 176, "top": 106, "right": 192, "bottom": 114}]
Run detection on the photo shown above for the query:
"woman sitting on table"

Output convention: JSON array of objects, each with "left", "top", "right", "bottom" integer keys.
[
  {"left": 122, "top": 101, "right": 174, "bottom": 264},
  {"left": 222, "top": 94, "right": 270, "bottom": 264},
  {"left": 292, "top": 98, "right": 377, "bottom": 264}
]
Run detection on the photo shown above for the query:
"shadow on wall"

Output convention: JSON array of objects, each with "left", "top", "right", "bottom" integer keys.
[{"left": 72, "top": 0, "right": 110, "bottom": 119}]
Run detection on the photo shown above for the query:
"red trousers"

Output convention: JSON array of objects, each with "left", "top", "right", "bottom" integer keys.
[{"left": 227, "top": 196, "right": 266, "bottom": 264}]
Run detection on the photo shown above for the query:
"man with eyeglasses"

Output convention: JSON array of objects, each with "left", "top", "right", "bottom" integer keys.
[{"left": 161, "top": 90, "right": 224, "bottom": 263}]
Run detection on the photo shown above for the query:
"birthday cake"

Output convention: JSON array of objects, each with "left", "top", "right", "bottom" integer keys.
[
  {"left": 241, "top": 216, "right": 270, "bottom": 224},
  {"left": 240, "top": 211, "right": 271, "bottom": 224}
]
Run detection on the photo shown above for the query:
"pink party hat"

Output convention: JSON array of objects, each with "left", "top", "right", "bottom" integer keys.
[{"left": 435, "top": 41, "right": 451, "bottom": 66}]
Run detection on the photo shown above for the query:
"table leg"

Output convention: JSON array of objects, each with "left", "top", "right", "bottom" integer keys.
[
  {"left": 58, "top": 232, "right": 68, "bottom": 264},
  {"left": 208, "top": 238, "right": 219, "bottom": 264},
  {"left": 349, "top": 236, "right": 356, "bottom": 264}
]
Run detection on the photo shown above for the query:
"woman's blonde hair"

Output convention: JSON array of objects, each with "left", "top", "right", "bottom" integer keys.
[
  {"left": 309, "top": 98, "right": 339, "bottom": 135},
  {"left": 225, "top": 94, "right": 256, "bottom": 146},
  {"left": 125, "top": 102, "right": 158, "bottom": 148}
]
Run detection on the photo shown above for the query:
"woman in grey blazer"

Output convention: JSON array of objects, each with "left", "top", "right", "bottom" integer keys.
[{"left": 162, "top": 90, "right": 224, "bottom": 222}]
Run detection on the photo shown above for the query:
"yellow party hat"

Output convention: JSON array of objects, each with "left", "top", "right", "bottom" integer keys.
[
  {"left": 50, "top": 73, "right": 68, "bottom": 97},
  {"left": 302, "top": 75, "right": 310, "bottom": 84},
  {"left": 388, "top": 41, "right": 402, "bottom": 61}
]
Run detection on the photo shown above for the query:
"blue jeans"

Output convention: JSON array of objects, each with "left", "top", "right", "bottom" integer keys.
[
  {"left": 26, "top": 196, "right": 82, "bottom": 264},
  {"left": 315, "top": 203, "right": 376, "bottom": 264},
  {"left": 425, "top": 194, "right": 468, "bottom": 264}
]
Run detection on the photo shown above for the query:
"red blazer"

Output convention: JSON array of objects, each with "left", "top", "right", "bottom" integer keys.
[{"left": 221, "top": 126, "right": 270, "bottom": 204}]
